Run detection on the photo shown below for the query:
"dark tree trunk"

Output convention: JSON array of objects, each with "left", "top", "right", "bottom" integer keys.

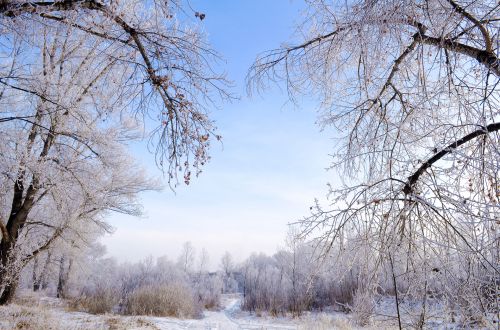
[
  {"left": 32, "top": 257, "right": 39, "bottom": 291},
  {"left": 0, "top": 281, "right": 17, "bottom": 304},
  {"left": 40, "top": 252, "right": 52, "bottom": 290},
  {"left": 0, "top": 98, "right": 53, "bottom": 305},
  {"left": 56, "top": 256, "right": 65, "bottom": 298},
  {"left": 0, "top": 239, "right": 15, "bottom": 304},
  {"left": 0, "top": 272, "right": 19, "bottom": 305},
  {"left": 57, "top": 255, "right": 72, "bottom": 299}
]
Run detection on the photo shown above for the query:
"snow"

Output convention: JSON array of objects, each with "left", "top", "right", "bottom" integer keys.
[
  {"left": 0, "top": 293, "right": 398, "bottom": 330},
  {"left": 150, "top": 295, "right": 298, "bottom": 330}
]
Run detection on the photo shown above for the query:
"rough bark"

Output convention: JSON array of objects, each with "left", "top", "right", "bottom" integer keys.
[{"left": 0, "top": 271, "right": 19, "bottom": 304}]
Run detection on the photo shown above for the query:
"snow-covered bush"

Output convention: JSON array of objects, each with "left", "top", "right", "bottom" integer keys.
[
  {"left": 241, "top": 248, "right": 315, "bottom": 316},
  {"left": 351, "top": 288, "right": 375, "bottom": 326},
  {"left": 75, "top": 286, "right": 120, "bottom": 315},
  {"left": 125, "top": 283, "right": 199, "bottom": 318},
  {"left": 68, "top": 253, "right": 217, "bottom": 318},
  {"left": 193, "top": 273, "right": 223, "bottom": 310}
]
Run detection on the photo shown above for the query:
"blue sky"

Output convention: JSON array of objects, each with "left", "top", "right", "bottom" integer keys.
[{"left": 101, "top": 0, "right": 338, "bottom": 269}]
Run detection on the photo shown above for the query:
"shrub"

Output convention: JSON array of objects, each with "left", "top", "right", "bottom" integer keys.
[
  {"left": 351, "top": 288, "right": 375, "bottom": 326},
  {"left": 73, "top": 287, "right": 119, "bottom": 314},
  {"left": 124, "top": 283, "right": 200, "bottom": 318},
  {"left": 195, "top": 275, "right": 223, "bottom": 310}
]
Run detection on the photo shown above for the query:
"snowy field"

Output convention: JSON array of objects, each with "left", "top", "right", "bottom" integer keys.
[{"left": 0, "top": 293, "right": 398, "bottom": 330}]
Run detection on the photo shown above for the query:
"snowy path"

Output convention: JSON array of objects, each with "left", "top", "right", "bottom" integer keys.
[{"left": 152, "top": 295, "right": 298, "bottom": 330}]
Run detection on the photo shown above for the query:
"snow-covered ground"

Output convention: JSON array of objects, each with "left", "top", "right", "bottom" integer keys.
[
  {"left": 150, "top": 295, "right": 301, "bottom": 329},
  {"left": 0, "top": 293, "right": 397, "bottom": 330}
]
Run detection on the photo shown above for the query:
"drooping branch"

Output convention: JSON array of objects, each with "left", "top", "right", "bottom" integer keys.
[
  {"left": 107, "top": 11, "right": 177, "bottom": 113},
  {"left": 403, "top": 122, "right": 500, "bottom": 194},
  {"left": 0, "top": 0, "right": 226, "bottom": 184}
]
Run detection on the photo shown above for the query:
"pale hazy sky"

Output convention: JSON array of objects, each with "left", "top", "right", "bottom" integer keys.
[{"left": 101, "top": 0, "right": 338, "bottom": 269}]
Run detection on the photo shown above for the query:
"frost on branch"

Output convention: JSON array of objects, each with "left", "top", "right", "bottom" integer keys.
[{"left": 0, "top": 0, "right": 231, "bottom": 186}]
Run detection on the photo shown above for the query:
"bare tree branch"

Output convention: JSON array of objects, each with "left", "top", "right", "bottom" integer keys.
[{"left": 404, "top": 122, "right": 500, "bottom": 194}]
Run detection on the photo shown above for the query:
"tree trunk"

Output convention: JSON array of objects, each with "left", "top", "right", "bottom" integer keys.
[
  {"left": 0, "top": 240, "right": 17, "bottom": 304},
  {"left": 0, "top": 277, "right": 19, "bottom": 304},
  {"left": 57, "top": 255, "right": 72, "bottom": 299},
  {"left": 40, "top": 252, "right": 52, "bottom": 290},
  {"left": 56, "top": 256, "right": 65, "bottom": 298},
  {"left": 32, "top": 257, "right": 39, "bottom": 291}
]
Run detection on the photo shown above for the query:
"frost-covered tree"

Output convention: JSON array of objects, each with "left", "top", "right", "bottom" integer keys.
[
  {"left": 0, "top": 40, "right": 153, "bottom": 299},
  {"left": 219, "top": 251, "right": 239, "bottom": 294},
  {"left": 0, "top": 0, "right": 228, "bottom": 304},
  {"left": 197, "top": 248, "right": 209, "bottom": 275},
  {"left": 177, "top": 241, "right": 196, "bottom": 275},
  {"left": 241, "top": 244, "right": 317, "bottom": 316},
  {"left": 250, "top": 0, "right": 499, "bottom": 326},
  {"left": 220, "top": 251, "right": 234, "bottom": 277}
]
